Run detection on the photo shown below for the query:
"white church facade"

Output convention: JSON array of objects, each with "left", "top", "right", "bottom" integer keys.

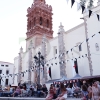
[{"left": 14, "top": 0, "right": 100, "bottom": 86}]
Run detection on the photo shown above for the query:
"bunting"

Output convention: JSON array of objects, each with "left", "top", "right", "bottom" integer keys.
[
  {"left": 89, "top": 10, "right": 92, "bottom": 18},
  {"left": 46, "top": 31, "right": 100, "bottom": 64},
  {"left": 81, "top": 6, "right": 85, "bottom": 14},
  {"left": 0, "top": 31, "right": 100, "bottom": 81},
  {"left": 97, "top": 14, "right": 99, "bottom": 21},
  {"left": 70, "top": 0, "right": 100, "bottom": 20},
  {"left": 71, "top": 0, "right": 75, "bottom": 7}
]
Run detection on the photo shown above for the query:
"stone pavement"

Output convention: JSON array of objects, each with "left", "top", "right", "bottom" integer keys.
[{"left": 0, "top": 97, "right": 81, "bottom": 100}]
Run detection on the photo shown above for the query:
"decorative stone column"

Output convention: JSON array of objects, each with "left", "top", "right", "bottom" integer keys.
[
  {"left": 18, "top": 47, "right": 23, "bottom": 83},
  {"left": 28, "top": 42, "right": 33, "bottom": 84},
  {"left": 84, "top": 18, "right": 93, "bottom": 76},
  {"left": 58, "top": 23, "right": 67, "bottom": 78},
  {"left": 41, "top": 35, "right": 48, "bottom": 83}
]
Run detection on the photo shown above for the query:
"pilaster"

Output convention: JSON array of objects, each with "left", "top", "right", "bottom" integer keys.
[
  {"left": 18, "top": 47, "right": 23, "bottom": 83},
  {"left": 58, "top": 23, "right": 67, "bottom": 78},
  {"left": 84, "top": 18, "right": 93, "bottom": 76},
  {"left": 41, "top": 35, "right": 48, "bottom": 83},
  {"left": 28, "top": 43, "right": 33, "bottom": 84}
]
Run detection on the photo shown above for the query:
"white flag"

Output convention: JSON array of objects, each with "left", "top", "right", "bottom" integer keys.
[
  {"left": 85, "top": 8, "right": 88, "bottom": 13},
  {"left": 76, "top": 2, "right": 81, "bottom": 11},
  {"left": 93, "top": 12, "right": 97, "bottom": 17},
  {"left": 66, "top": 0, "right": 69, "bottom": 4}
]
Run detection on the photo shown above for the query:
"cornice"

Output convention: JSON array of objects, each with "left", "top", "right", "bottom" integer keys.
[{"left": 65, "top": 23, "right": 84, "bottom": 34}]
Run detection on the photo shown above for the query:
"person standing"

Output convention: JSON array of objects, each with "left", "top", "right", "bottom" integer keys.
[{"left": 92, "top": 81, "right": 100, "bottom": 100}]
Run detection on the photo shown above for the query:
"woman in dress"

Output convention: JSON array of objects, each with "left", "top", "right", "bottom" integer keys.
[
  {"left": 45, "top": 84, "right": 54, "bottom": 100},
  {"left": 92, "top": 81, "right": 100, "bottom": 100},
  {"left": 56, "top": 83, "right": 67, "bottom": 100}
]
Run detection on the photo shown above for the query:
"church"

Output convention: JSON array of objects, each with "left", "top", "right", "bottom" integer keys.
[{"left": 14, "top": 0, "right": 100, "bottom": 86}]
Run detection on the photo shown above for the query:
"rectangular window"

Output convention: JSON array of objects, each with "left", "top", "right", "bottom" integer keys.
[
  {"left": 54, "top": 46, "right": 57, "bottom": 55},
  {"left": 5, "top": 65, "right": 8, "bottom": 67},
  {"left": 5, "top": 79, "right": 8, "bottom": 85},
  {"left": 0, "top": 70, "right": 2, "bottom": 74},
  {"left": 79, "top": 45, "right": 82, "bottom": 51},
  {"left": 1, "top": 65, "right": 4, "bottom": 67},
  {"left": 55, "top": 49, "right": 57, "bottom": 54},
  {"left": 6, "top": 70, "right": 9, "bottom": 75},
  {"left": 0, "top": 79, "right": 1, "bottom": 85}
]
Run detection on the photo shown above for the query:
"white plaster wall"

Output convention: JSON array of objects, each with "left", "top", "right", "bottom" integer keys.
[
  {"left": 64, "top": 24, "right": 89, "bottom": 78},
  {"left": 14, "top": 57, "right": 19, "bottom": 86},
  {"left": 84, "top": 5, "right": 100, "bottom": 76},
  {"left": 46, "top": 37, "right": 60, "bottom": 80},
  {"left": 34, "top": 36, "right": 60, "bottom": 80},
  {"left": 21, "top": 52, "right": 29, "bottom": 83},
  {"left": 0, "top": 61, "right": 14, "bottom": 87}
]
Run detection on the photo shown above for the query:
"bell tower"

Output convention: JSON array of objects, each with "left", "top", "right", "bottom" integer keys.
[
  {"left": 34, "top": 0, "right": 45, "bottom": 4},
  {"left": 26, "top": 0, "right": 53, "bottom": 49}
]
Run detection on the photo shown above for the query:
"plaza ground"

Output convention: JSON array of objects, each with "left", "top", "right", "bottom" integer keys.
[{"left": 0, "top": 97, "right": 81, "bottom": 100}]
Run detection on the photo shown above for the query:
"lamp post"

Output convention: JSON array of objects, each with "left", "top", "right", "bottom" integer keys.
[{"left": 34, "top": 51, "right": 44, "bottom": 84}]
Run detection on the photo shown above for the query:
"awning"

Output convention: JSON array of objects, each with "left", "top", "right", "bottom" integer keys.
[
  {"left": 71, "top": 74, "right": 82, "bottom": 80},
  {"left": 45, "top": 79, "right": 60, "bottom": 83},
  {"left": 82, "top": 75, "right": 100, "bottom": 79},
  {"left": 55, "top": 76, "right": 69, "bottom": 82}
]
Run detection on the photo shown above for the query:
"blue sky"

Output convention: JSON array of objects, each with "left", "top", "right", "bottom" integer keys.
[{"left": 0, "top": 0, "right": 97, "bottom": 63}]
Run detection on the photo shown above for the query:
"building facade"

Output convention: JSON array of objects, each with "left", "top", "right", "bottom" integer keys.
[
  {"left": 14, "top": 0, "right": 100, "bottom": 85},
  {"left": 0, "top": 61, "right": 14, "bottom": 87}
]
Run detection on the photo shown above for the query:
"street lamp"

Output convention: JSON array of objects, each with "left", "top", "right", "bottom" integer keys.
[{"left": 34, "top": 51, "right": 44, "bottom": 84}]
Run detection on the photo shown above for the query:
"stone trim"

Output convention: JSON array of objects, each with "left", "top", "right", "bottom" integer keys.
[
  {"left": 65, "top": 23, "right": 84, "bottom": 34},
  {"left": 84, "top": 18, "right": 93, "bottom": 76}
]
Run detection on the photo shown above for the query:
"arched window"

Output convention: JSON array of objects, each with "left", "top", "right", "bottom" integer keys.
[
  {"left": 34, "top": 17, "right": 36, "bottom": 26},
  {"left": 47, "top": 19, "right": 49, "bottom": 28},
  {"left": 40, "top": 17, "right": 42, "bottom": 25}
]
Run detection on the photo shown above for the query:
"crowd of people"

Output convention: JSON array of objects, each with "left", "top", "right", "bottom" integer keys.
[
  {"left": 0, "top": 83, "right": 48, "bottom": 97},
  {"left": 0, "top": 79, "right": 100, "bottom": 100},
  {"left": 45, "top": 80, "right": 100, "bottom": 100}
]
